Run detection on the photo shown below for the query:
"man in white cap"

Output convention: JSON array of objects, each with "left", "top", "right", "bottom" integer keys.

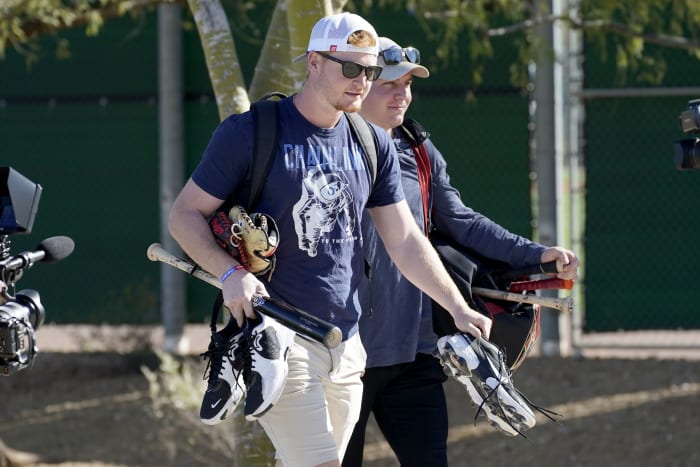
[
  {"left": 169, "top": 14, "right": 491, "bottom": 467},
  {"left": 342, "top": 37, "right": 579, "bottom": 466}
]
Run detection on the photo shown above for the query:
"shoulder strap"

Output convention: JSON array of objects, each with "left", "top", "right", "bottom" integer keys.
[
  {"left": 400, "top": 118, "right": 432, "bottom": 235},
  {"left": 210, "top": 93, "right": 284, "bottom": 326},
  {"left": 414, "top": 141, "right": 432, "bottom": 235},
  {"left": 345, "top": 112, "right": 377, "bottom": 188},
  {"left": 249, "top": 95, "right": 283, "bottom": 210}
]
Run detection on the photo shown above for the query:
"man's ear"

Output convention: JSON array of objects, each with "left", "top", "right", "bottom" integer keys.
[{"left": 308, "top": 55, "right": 319, "bottom": 71}]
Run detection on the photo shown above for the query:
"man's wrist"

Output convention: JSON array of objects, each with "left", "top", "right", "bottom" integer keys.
[{"left": 220, "top": 264, "right": 246, "bottom": 284}]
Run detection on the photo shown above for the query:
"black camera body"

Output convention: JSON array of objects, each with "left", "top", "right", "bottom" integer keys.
[
  {"left": 0, "top": 290, "right": 44, "bottom": 375},
  {"left": 673, "top": 99, "right": 700, "bottom": 170},
  {"left": 0, "top": 167, "right": 73, "bottom": 376}
]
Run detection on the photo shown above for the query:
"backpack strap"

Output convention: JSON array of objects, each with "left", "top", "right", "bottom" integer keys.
[
  {"left": 345, "top": 112, "right": 377, "bottom": 188},
  {"left": 210, "top": 93, "right": 285, "bottom": 324},
  {"left": 249, "top": 97, "right": 282, "bottom": 210}
]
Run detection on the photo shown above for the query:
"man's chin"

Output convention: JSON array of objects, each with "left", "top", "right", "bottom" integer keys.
[
  {"left": 335, "top": 102, "right": 362, "bottom": 113},
  {"left": 335, "top": 95, "right": 364, "bottom": 113}
]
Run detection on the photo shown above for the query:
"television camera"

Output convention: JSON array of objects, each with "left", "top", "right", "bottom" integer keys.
[
  {"left": 673, "top": 99, "right": 700, "bottom": 170},
  {"left": 0, "top": 167, "right": 74, "bottom": 376}
]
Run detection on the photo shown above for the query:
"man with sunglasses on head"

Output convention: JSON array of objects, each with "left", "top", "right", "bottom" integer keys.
[
  {"left": 169, "top": 13, "right": 491, "bottom": 467},
  {"left": 342, "top": 37, "right": 580, "bottom": 467}
]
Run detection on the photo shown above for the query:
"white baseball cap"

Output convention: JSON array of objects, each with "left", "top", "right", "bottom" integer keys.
[
  {"left": 294, "top": 12, "right": 379, "bottom": 62},
  {"left": 377, "top": 37, "right": 430, "bottom": 81}
]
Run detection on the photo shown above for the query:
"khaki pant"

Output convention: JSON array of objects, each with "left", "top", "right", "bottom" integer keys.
[{"left": 258, "top": 332, "right": 366, "bottom": 467}]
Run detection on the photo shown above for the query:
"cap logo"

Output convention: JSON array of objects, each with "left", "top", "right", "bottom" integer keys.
[{"left": 330, "top": 45, "right": 337, "bottom": 52}]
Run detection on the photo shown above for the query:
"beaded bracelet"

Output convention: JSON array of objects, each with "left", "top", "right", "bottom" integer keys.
[{"left": 220, "top": 264, "right": 246, "bottom": 284}]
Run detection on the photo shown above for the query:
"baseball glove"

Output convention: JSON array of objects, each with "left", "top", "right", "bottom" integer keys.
[
  {"left": 436, "top": 333, "right": 558, "bottom": 437},
  {"left": 209, "top": 206, "right": 279, "bottom": 278}
]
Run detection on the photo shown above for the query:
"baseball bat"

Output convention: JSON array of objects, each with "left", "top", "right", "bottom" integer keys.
[
  {"left": 496, "top": 260, "right": 560, "bottom": 281},
  {"left": 146, "top": 243, "right": 343, "bottom": 348},
  {"left": 471, "top": 286, "right": 574, "bottom": 313}
]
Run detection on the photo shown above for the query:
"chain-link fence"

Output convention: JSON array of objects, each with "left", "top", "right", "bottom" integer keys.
[{"left": 2, "top": 7, "right": 700, "bottom": 338}]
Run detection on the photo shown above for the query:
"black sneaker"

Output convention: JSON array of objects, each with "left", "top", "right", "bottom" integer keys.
[
  {"left": 242, "top": 311, "right": 296, "bottom": 421},
  {"left": 199, "top": 330, "right": 246, "bottom": 425},
  {"left": 437, "top": 334, "right": 536, "bottom": 436}
]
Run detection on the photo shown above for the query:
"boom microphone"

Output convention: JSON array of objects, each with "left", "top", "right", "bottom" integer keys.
[{"left": 0, "top": 235, "right": 75, "bottom": 274}]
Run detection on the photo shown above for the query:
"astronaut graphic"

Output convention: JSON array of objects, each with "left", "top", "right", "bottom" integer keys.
[{"left": 293, "top": 168, "right": 357, "bottom": 257}]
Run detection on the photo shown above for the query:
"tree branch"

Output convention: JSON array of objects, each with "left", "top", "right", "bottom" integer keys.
[
  {"left": 578, "top": 18, "right": 700, "bottom": 50},
  {"left": 428, "top": 11, "right": 700, "bottom": 52},
  {"left": 3, "top": 0, "right": 184, "bottom": 45}
]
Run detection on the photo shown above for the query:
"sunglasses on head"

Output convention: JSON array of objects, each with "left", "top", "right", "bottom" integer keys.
[
  {"left": 379, "top": 46, "right": 421, "bottom": 66},
  {"left": 316, "top": 52, "right": 383, "bottom": 81}
]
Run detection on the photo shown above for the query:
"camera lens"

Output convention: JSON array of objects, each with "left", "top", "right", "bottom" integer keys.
[{"left": 14, "top": 290, "right": 45, "bottom": 329}]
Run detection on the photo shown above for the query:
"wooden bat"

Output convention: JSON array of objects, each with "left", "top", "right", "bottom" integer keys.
[
  {"left": 472, "top": 286, "right": 574, "bottom": 313},
  {"left": 147, "top": 243, "right": 343, "bottom": 349},
  {"left": 495, "top": 260, "right": 561, "bottom": 281}
]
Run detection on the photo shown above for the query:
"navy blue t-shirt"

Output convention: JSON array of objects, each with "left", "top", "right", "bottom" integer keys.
[{"left": 192, "top": 96, "right": 404, "bottom": 339}]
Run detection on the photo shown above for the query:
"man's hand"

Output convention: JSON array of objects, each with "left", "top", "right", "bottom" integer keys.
[
  {"left": 220, "top": 270, "right": 268, "bottom": 327},
  {"left": 451, "top": 305, "right": 492, "bottom": 340},
  {"left": 540, "top": 247, "right": 579, "bottom": 281}
]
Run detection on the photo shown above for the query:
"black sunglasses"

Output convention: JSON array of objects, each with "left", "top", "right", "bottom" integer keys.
[
  {"left": 379, "top": 46, "right": 421, "bottom": 66},
  {"left": 316, "top": 52, "right": 383, "bottom": 81}
]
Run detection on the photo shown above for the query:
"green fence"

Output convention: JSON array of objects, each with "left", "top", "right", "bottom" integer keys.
[
  {"left": 581, "top": 36, "right": 700, "bottom": 331},
  {"left": 0, "top": 9, "right": 531, "bottom": 324},
  {"left": 2, "top": 6, "right": 698, "bottom": 332}
]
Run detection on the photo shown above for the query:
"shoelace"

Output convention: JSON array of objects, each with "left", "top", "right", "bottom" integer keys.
[
  {"left": 472, "top": 377, "right": 526, "bottom": 437},
  {"left": 239, "top": 324, "right": 257, "bottom": 387},
  {"left": 200, "top": 342, "right": 231, "bottom": 385},
  {"left": 475, "top": 347, "right": 560, "bottom": 438},
  {"left": 492, "top": 346, "right": 561, "bottom": 422},
  {"left": 515, "top": 389, "right": 560, "bottom": 422}
]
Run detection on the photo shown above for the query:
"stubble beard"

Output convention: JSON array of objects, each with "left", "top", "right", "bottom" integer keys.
[
  {"left": 335, "top": 100, "right": 362, "bottom": 113},
  {"left": 334, "top": 86, "right": 368, "bottom": 114}
]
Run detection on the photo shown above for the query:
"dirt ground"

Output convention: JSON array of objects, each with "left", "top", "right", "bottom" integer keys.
[{"left": 0, "top": 325, "right": 698, "bottom": 467}]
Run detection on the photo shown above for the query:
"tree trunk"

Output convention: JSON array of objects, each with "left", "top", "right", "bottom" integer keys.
[
  {"left": 186, "top": 0, "right": 249, "bottom": 120},
  {"left": 248, "top": 0, "right": 345, "bottom": 100}
]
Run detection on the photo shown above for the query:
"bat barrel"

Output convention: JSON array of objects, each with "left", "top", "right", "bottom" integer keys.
[{"left": 252, "top": 295, "right": 342, "bottom": 348}]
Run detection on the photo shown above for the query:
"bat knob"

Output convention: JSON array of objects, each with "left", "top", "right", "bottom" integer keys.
[
  {"left": 556, "top": 258, "right": 565, "bottom": 273},
  {"left": 323, "top": 327, "right": 343, "bottom": 349},
  {"left": 147, "top": 243, "right": 162, "bottom": 261}
]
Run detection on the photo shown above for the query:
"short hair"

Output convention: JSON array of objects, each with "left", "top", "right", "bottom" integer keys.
[{"left": 348, "top": 31, "right": 377, "bottom": 49}]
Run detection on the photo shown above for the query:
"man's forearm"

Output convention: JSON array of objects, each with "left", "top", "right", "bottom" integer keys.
[{"left": 168, "top": 208, "right": 238, "bottom": 280}]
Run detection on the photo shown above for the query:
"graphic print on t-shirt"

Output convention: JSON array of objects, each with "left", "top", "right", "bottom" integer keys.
[{"left": 292, "top": 167, "right": 358, "bottom": 257}]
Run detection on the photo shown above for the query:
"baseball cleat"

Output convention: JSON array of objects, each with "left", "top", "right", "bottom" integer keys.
[
  {"left": 437, "top": 333, "right": 537, "bottom": 437},
  {"left": 199, "top": 330, "right": 246, "bottom": 425},
  {"left": 242, "top": 311, "right": 296, "bottom": 421}
]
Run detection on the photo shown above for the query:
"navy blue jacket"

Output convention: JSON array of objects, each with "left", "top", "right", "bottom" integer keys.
[{"left": 359, "top": 126, "right": 546, "bottom": 368}]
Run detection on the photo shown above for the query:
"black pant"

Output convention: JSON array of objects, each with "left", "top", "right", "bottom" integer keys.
[{"left": 343, "top": 353, "right": 449, "bottom": 467}]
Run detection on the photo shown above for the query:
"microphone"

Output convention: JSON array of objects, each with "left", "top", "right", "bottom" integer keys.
[{"left": 0, "top": 236, "right": 75, "bottom": 274}]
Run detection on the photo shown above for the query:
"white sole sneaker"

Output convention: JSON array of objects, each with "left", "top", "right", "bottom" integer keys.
[{"left": 243, "top": 314, "right": 296, "bottom": 421}]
